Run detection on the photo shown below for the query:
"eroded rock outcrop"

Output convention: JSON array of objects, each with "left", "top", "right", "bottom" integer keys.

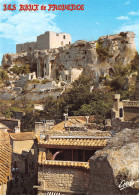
[
  {"left": 2, "top": 32, "right": 137, "bottom": 83},
  {"left": 88, "top": 128, "right": 139, "bottom": 195}
]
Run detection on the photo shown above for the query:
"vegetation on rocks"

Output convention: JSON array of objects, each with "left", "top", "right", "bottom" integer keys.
[
  {"left": 96, "top": 40, "right": 113, "bottom": 61},
  {"left": 0, "top": 69, "right": 9, "bottom": 81},
  {"left": 11, "top": 64, "right": 30, "bottom": 75},
  {"left": 1, "top": 50, "right": 139, "bottom": 131}
]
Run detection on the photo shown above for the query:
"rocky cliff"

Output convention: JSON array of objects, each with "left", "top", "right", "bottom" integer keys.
[
  {"left": 88, "top": 128, "right": 139, "bottom": 195},
  {"left": 2, "top": 32, "right": 137, "bottom": 83}
]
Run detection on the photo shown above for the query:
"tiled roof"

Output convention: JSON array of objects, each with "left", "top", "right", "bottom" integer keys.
[
  {"left": 9, "top": 132, "right": 36, "bottom": 141},
  {"left": 38, "top": 152, "right": 89, "bottom": 169},
  {"left": 0, "top": 132, "right": 12, "bottom": 185},
  {"left": 44, "top": 130, "right": 111, "bottom": 137},
  {"left": 51, "top": 117, "right": 86, "bottom": 131},
  {"left": 39, "top": 138, "right": 107, "bottom": 148}
]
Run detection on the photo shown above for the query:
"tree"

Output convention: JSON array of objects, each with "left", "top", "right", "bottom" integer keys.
[
  {"left": 74, "top": 89, "right": 113, "bottom": 122},
  {"left": 130, "top": 52, "right": 139, "bottom": 72}
]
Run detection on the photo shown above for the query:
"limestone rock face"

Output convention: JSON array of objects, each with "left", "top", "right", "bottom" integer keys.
[
  {"left": 88, "top": 128, "right": 139, "bottom": 195},
  {"left": 2, "top": 32, "right": 137, "bottom": 82},
  {"left": 2, "top": 53, "right": 29, "bottom": 68}
]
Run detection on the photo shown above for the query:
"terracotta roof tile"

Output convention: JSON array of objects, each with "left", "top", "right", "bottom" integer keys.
[
  {"left": 0, "top": 132, "right": 12, "bottom": 185},
  {"left": 39, "top": 138, "right": 107, "bottom": 148},
  {"left": 9, "top": 132, "right": 36, "bottom": 141},
  {"left": 51, "top": 117, "right": 86, "bottom": 131},
  {"left": 38, "top": 152, "right": 89, "bottom": 169}
]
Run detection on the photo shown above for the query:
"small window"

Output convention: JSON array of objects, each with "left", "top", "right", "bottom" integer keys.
[
  {"left": 66, "top": 75, "right": 68, "bottom": 80},
  {"left": 63, "top": 35, "right": 66, "bottom": 39},
  {"left": 119, "top": 108, "right": 123, "bottom": 118},
  {"left": 69, "top": 42, "right": 71, "bottom": 44},
  {"left": 56, "top": 33, "right": 59, "bottom": 36},
  {"left": 25, "top": 159, "right": 28, "bottom": 174}
]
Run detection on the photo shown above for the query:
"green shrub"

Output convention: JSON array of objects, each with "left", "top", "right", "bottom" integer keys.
[
  {"left": 0, "top": 70, "right": 9, "bottom": 80},
  {"left": 41, "top": 79, "right": 50, "bottom": 84},
  {"left": 11, "top": 64, "right": 30, "bottom": 75},
  {"left": 96, "top": 40, "right": 113, "bottom": 61},
  {"left": 130, "top": 52, "right": 139, "bottom": 72},
  {"left": 28, "top": 79, "right": 40, "bottom": 84}
]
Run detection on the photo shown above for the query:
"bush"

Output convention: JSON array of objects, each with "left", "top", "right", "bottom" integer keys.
[
  {"left": 109, "top": 76, "right": 125, "bottom": 91},
  {"left": 0, "top": 70, "right": 9, "bottom": 80},
  {"left": 11, "top": 64, "right": 30, "bottom": 75},
  {"left": 28, "top": 79, "right": 40, "bottom": 84},
  {"left": 130, "top": 52, "right": 139, "bottom": 72},
  {"left": 96, "top": 40, "right": 113, "bottom": 61},
  {"left": 41, "top": 79, "right": 50, "bottom": 84}
]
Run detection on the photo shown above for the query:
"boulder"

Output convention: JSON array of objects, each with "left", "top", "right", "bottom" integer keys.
[{"left": 88, "top": 128, "right": 139, "bottom": 195}]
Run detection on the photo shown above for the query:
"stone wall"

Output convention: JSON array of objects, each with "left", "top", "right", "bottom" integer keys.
[
  {"left": 16, "top": 42, "right": 37, "bottom": 53},
  {"left": 0, "top": 184, "right": 7, "bottom": 195},
  {"left": 37, "top": 31, "right": 50, "bottom": 50},
  {"left": 35, "top": 122, "right": 45, "bottom": 134},
  {"left": 41, "top": 130, "right": 111, "bottom": 137},
  {"left": 49, "top": 32, "right": 71, "bottom": 49},
  {"left": 7, "top": 142, "right": 38, "bottom": 195},
  {"left": 71, "top": 68, "right": 83, "bottom": 82},
  {"left": 111, "top": 118, "right": 139, "bottom": 132},
  {"left": 16, "top": 31, "right": 71, "bottom": 53},
  {"left": 12, "top": 140, "right": 34, "bottom": 154},
  {"left": 124, "top": 107, "right": 139, "bottom": 122},
  {"left": 38, "top": 165, "right": 89, "bottom": 194}
]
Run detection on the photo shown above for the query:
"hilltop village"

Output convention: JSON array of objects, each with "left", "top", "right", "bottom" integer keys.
[{"left": 0, "top": 31, "right": 139, "bottom": 195}]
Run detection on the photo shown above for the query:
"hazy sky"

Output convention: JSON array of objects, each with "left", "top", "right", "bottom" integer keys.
[{"left": 0, "top": 0, "right": 139, "bottom": 63}]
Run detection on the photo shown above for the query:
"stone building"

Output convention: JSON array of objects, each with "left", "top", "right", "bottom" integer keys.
[
  {"left": 16, "top": 31, "right": 71, "bottom": 53},
  {"left": 36, "top": 117, "right": 111, "bottom": 194},
  {"left": 0, "top": 118, "right": 21, "bottom": 133},
  {"left": 7, "top": 132, "right": 38, "bottom": 195},
  {"left": 111, "top": 74, "right": 139, "bottom": 132}
]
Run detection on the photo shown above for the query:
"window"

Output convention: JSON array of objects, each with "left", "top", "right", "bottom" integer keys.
[
  {"left": 56, "top": 33, "right": 59, "bottom": 36},
  {"left": 63, "top": 35, "right": 66, "bottom": 39},
  {"left": 25, "top": 159, "right": 28, "bottom": 174},
  {"left": 119, "top": 108, "right": 123, "bottom": 118}
]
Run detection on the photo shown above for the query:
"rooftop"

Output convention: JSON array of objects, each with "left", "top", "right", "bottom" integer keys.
[
  {"left": 39, "top": 138, "right": 108, "bottom": 149},
  {"left": 9, "top": 132, "right": 36, "bottom": 141},
  {"left": 50, "top": 117, "right": 87, "bottom": 131},
  {"left": 0, "top": 132, "right": 12, "bottom": 185},
  {"left": 38, "top": 152, "right": 89, "bottom": 169}
]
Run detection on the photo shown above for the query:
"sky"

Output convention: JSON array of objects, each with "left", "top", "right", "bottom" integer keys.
[{"left": 0, "top": 0, "right": 139, "bottom": 64}]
